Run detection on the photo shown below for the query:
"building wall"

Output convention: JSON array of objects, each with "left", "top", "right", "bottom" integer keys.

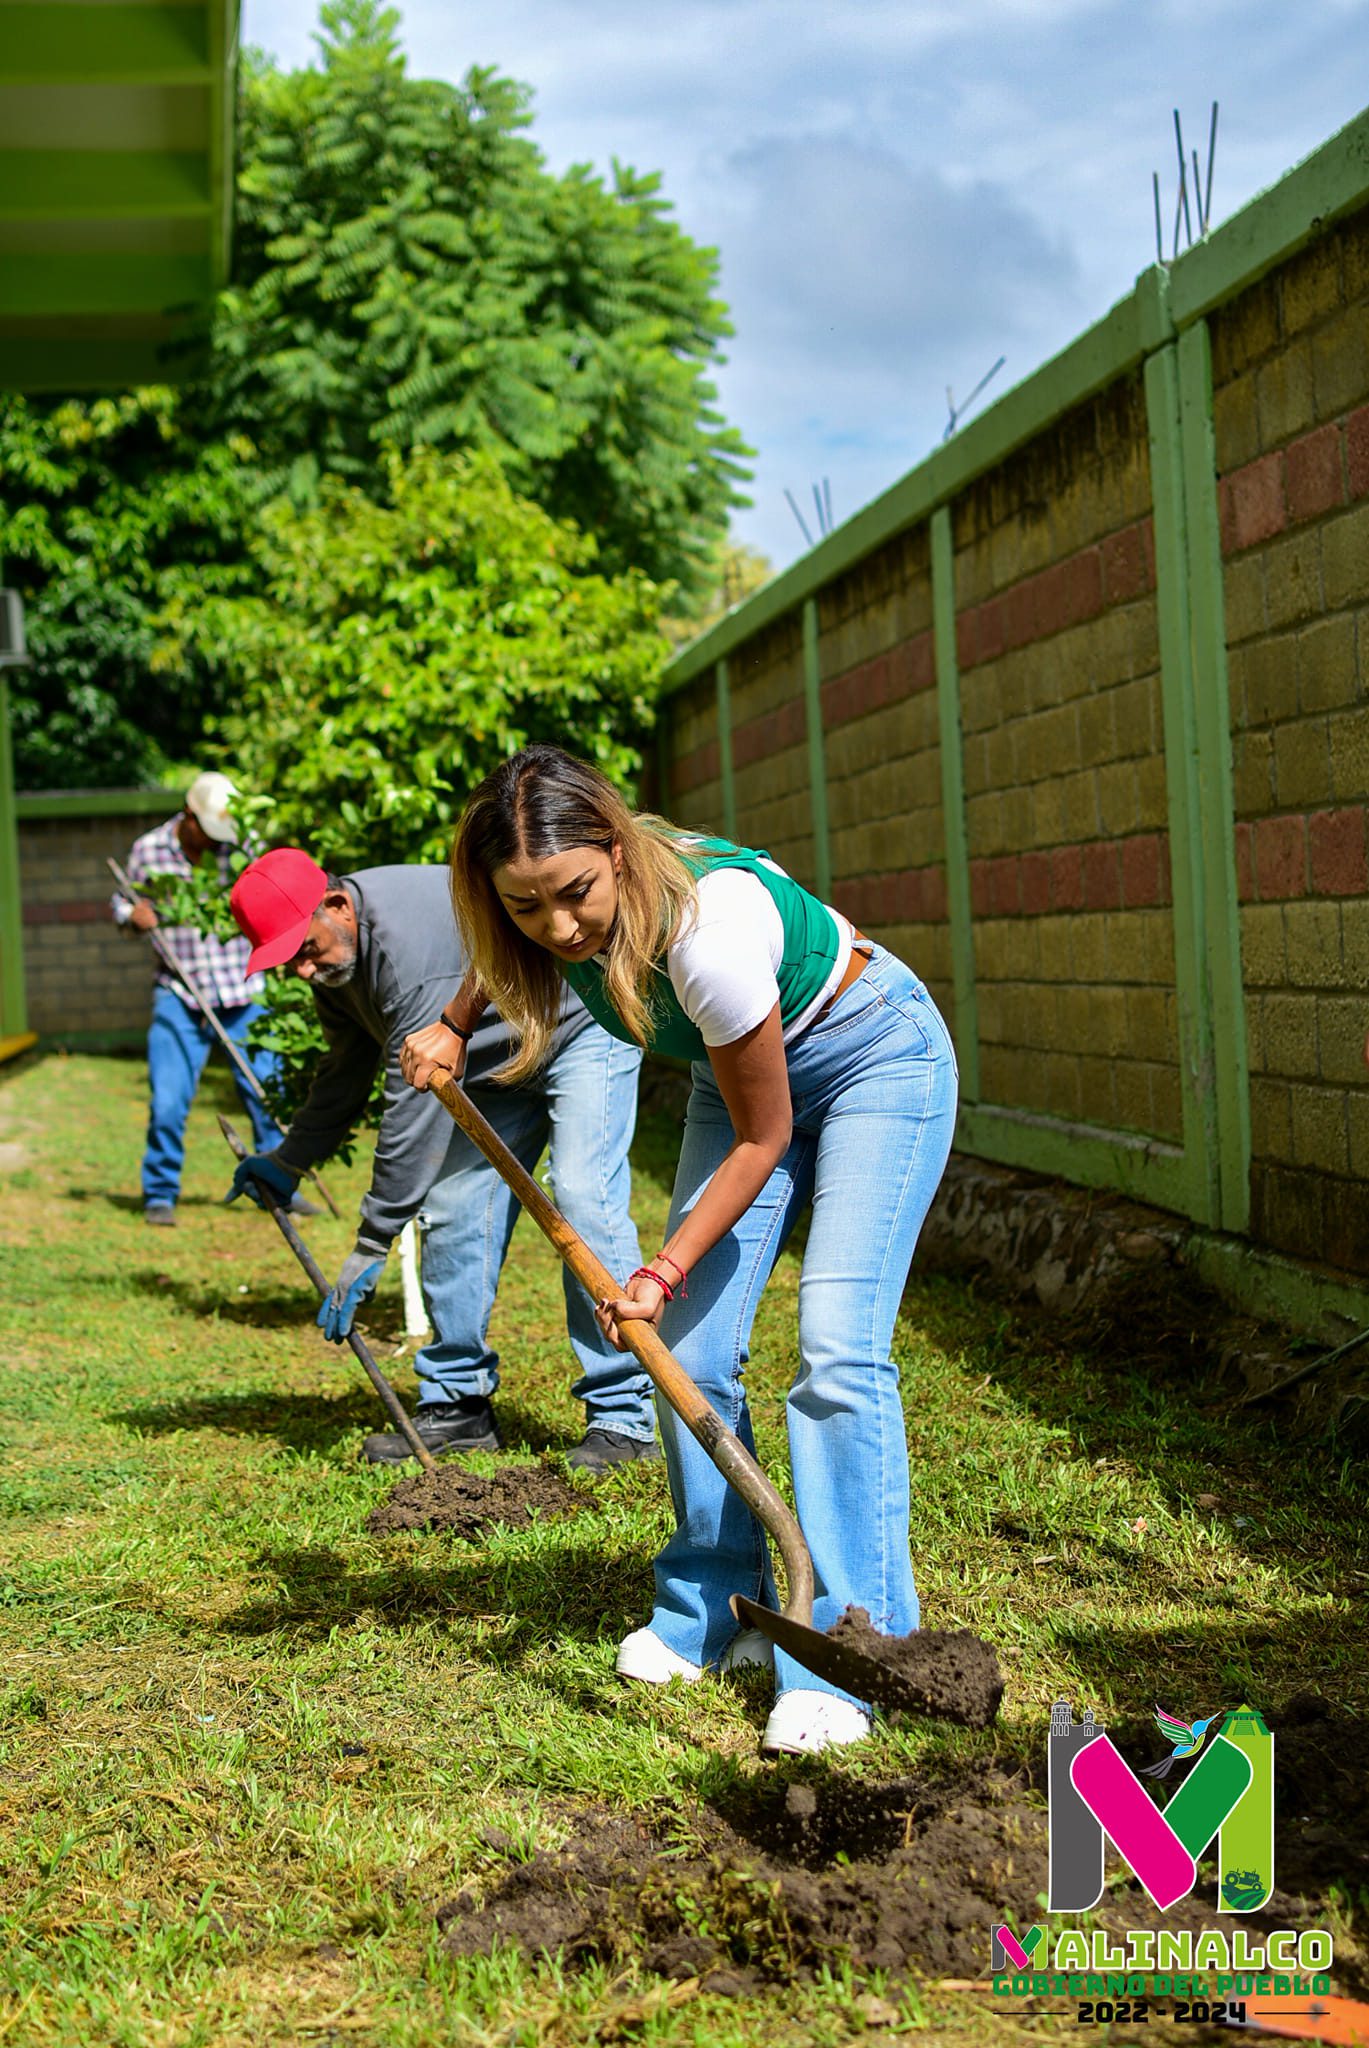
[
  {"left": 953, "top": 376, "right": 1179, "bottom": 1140},
  {"left": 18, "top": 795, "right": 176, "bottom": 1038},
  {"left": 818, "top": 527, "right": 949, "bottom": 1003},
  {"left": 660, "top": 126, "right": 1369, "bottom": 1302},
  {"left": 1211, "top": 215, "right": 1369, "bottom": 1273}
]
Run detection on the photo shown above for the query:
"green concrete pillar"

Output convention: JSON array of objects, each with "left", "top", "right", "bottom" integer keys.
[
  {"left": 931, "top": 503, "right": 980, "bottom": 1102},
  {"left": 801, "top": 599, "right": 832, "bottom": 899},
  {"left": 715, "top": 657, "right": 736, "bottom": 840}
]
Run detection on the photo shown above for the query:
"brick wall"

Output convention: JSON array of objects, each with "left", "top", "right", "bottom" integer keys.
[
  {"left": 674, "top": 609, "right": 817, "bottom": 884},
  {"left": 662, "top": 183, "right": 1369, "bottom": 1290},
  {"left": 954, "top": 376, "right": 1179, "bottom": 1137},
  {"left": 671, "top": 375, "right": 1182, "bottom": 1141},
  {"left": 1212, "top": 212, "right": 1369, "bottom": 1271},
  {"left": 819, "top": 526, "right": 950, "bottom": 1002},
  {"left": 19, "top": 798, "right": 173, "bottom": 1036}
]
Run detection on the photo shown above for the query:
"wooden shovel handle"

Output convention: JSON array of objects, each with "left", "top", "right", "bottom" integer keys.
[{"left": 430, "top": 1073, "right": 815, "bottom": 1627}]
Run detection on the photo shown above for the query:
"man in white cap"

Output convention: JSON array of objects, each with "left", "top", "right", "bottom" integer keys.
[{"left": 111, "top": 771, "right": 287, "bottom": 1225}]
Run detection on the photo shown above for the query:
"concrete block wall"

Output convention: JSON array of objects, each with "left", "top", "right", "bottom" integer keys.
[
  {"left": 817, "top": 526, "right": 951, "bottom": 1008},
  {"left": 672, "top": 611, "right": 818, "bottom": 893},
  {"left": 19, "top": 798, "right": 172, "bottom": 1036},
  {"left": 668, "top": 378, "right": 1182, "bottom": 1148},
  {"left": 657, "top": 118, "right": 1369, "bottom": 1306},
  {"left": 1212, "top": 204, "right": 1369, "bottom": 1273},
  {"left": 953, "top": 374, "right": 1180, "bottom": 1138},
  {"left": 672, "top": 530, "right": 953, "bottom": 1014}
]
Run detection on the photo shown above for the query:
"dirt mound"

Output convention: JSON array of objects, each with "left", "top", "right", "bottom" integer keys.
[
  {"left": 826, "top": 1609, "right": 1003, "bottom": 1726},
  {"left": 436, "top": 1713, "right": 1369, "bottom": 1994},
  {"left": 438, "top": 1772, "right": 1041, "bottom": 1989},
  {"left": 1263, "top": 1698, "right": 1369, "bottom": 1898},
  {"left": 366, "top": 1461, "right": 585, "bottom": 1538}
]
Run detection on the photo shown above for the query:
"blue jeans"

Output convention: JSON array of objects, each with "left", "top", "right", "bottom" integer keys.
[
  {"left": 144, "top": 984, "right": 281, "bottom": 1206},
  {"left": 412, "top": 1028, "right": 654, "bottom": 1442},
  {"left": 648, "top": 946, "right": 958, "bottom": 1706}
]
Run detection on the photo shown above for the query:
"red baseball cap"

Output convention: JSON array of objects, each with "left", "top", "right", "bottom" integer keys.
[{"left": 231, "top": 848, "right": 329, "bottom": 973}]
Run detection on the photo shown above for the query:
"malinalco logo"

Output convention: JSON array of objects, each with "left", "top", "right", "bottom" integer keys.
[
  {"left": 992, "top": 1921, "right": 1047, "bottom": 1970},
  {"left": 1048, "top": 1701, "right": 1274, "bottom": 1913}
]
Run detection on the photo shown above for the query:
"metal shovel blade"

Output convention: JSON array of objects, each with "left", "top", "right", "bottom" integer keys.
[{"left": 730, "top": 1593, "right": 1004, "bottom": 1727}]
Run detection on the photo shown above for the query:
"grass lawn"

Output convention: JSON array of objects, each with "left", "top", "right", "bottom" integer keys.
[{"left": 0, "top": 1048, "right": 1364, "bottom": 2046}]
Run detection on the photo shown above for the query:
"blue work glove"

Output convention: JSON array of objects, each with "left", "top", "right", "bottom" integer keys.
[
  {"left": 317, "top": 1245, "right": 387, "bottom": 1342},
  {"left": 226, "top": 1151, "right": 298, "bottom": 1209}
]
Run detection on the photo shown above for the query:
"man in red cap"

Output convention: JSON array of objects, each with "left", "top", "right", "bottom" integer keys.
[
  {"left": 110, "top": 771, "right": 289, "bottom": 1225},
  {"left": 226, "top": 850, "right": 656, "bottom": 1473}
]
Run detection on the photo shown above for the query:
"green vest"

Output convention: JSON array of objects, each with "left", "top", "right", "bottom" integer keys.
[{"left": 562, "top": 839, "right": 840, "bottom": 1061}]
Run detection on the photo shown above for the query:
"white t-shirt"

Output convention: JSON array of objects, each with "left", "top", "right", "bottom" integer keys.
[{"left": 665, "top": 863, "right": 851, "bottom": 1049}]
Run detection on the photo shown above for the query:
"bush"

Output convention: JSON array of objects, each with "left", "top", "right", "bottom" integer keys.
[{"left": 158, "top": 446, "right": 670, "bottom": 870}]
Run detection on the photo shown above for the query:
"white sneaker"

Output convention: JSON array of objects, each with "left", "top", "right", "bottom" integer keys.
[
  {"left": 761, "top": 1689, "right": 872, "bottom": 1755},
  {"left": 615, "top": 1627, "right": 703, "bottom": 1685},
  {"left": 720, "top": 1627, "right": 775, "bottom": 1673}
]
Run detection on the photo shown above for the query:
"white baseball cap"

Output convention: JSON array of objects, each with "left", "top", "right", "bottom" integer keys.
[{"left": 184, "top": 770, "right": 240, "bottom": 845}]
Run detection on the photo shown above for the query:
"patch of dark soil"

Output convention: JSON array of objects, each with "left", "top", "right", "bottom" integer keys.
[
  {"left": 438, "top": 1770, "right": 1035, "bottom": 1985},
  {"left": 825, "top": 1608, "right": 1004, "bottom": 1727},
  {"left": 436, "top": 1719, "right": 1369, "bottom": 1993},
  {"left": 366, "top": 1461, "right": 586, "bottom": 1538},
  {"left": 439, "top": 1774, "right": 1042, "bottom": 1986},
  {"left": 1261, "top": 1703, "right": 1369, "bottom": 1898}
]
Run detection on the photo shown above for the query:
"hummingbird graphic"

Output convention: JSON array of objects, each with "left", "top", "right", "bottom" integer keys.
[{"left": 1141, "top": 1704, "right": 1221, "bottom": 1779}]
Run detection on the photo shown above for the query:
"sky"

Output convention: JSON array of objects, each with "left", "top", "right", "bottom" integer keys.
[{"left": 240, "top": 0, "right": 1369, "bottom": 573}]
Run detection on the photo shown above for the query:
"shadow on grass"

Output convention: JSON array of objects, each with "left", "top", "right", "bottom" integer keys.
[
  {"left": 62, "top": 1187, "right": 225, "bottom": 1214},
  {"left": 907, "top": 1267, "right": 1367, "bottom": 1552},
  {"left": 108, "top": 1386, "right": 383, "bottom": 1454},
  {"left": 111, "top": 1270, "right": 324, "bottom": 1326},
  {"left": 1048, "top": 1604, "right": 1369, "bottom": 1715},
  {"left": 106, "top": 1386, "right": 593, "bottom": 1462},
  {"left": 215, "top": 1528, "right": 657, "bottom": 1653},
  {"left": 97, "top": 1265, "right": 417, "bottom": 1340},
  {"left": 486, "top": 1398, "right": 602, "bottom": 1456},
  {"left": 1014, "top": 1342, "right": 1362, "bottom": 1519}
]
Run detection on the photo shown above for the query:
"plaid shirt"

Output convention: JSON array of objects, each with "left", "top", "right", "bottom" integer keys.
[{"left": 111, "top": 815, "right": 266, "bottom": 1012}]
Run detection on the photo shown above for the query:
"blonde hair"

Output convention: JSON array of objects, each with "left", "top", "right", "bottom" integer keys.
[{"left": 451, "top": 746, "right": 701, "bottom": 1083}]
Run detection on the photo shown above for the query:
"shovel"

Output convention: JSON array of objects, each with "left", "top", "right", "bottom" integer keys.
[
  {"left": 423, "top": 1073, "right": 989, "bottom": 1717},
  {"left": 218, "top": 1115, "right": 437, "bottom": 1474}
]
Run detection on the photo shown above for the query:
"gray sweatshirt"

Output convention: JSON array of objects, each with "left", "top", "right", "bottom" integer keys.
[{"left": 275, "top": 865, "right": 592, "bottom": 1247}]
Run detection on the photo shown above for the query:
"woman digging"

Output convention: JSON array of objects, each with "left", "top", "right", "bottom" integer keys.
[{"left": 400, "top": 745, "right": 957, "bottom": 1755}]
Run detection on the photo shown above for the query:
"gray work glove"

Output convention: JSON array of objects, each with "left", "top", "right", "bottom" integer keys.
[{"left": 317, "top": 1242, "right": 389, "bottom": 1341}]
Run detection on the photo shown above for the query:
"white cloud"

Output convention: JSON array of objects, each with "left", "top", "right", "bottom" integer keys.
[
  {"left": 713, "top": 135, "right": 1076, "bottom": 362},
  {"left": 241, "top": 0, "right": 1369, "bottom": 564}
]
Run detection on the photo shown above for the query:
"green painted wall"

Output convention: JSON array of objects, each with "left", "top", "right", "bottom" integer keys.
[{"left": 653, "top": 108, "right": 1369, "bottom": 1328}]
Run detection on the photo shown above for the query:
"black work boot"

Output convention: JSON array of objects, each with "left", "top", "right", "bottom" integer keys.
[
  {"left": 362, "top": 1398, "right": 502, "bottom": 1465},
  {"left": 566, "top": 1428, "right": 662, "bottom": 1476}
]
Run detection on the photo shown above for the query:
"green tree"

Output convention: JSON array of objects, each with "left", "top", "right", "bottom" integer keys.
[
  {"left": 2, "top": 0, "right": 743, "bottom": 793},
  {"left": 663, "top": 537, "right": 773, "bottom": 649},
  {"left": 159, "top": 446, "right": 668, "bottom": 871},
  {"left": 217, "top": 1, "right": 749, "bottom": 592},
  {"left": 0, "top": 393, "right": 255, "bottom": 788}
]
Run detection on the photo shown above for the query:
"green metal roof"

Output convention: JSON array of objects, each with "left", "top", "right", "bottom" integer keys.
[{"left": 0, "top": 0, "right": 239, "bottom": 392}]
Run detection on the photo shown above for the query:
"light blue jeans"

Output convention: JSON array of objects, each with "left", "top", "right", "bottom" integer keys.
[
  {"left": 413, "top": 1027, "right": 654, "bottom": 1441},
  {"left": 648, "top": 946, "right": 958, "bottom": 1706},
  {"left": 144, "top": 984, "right": 280, "bottom": 1206}
]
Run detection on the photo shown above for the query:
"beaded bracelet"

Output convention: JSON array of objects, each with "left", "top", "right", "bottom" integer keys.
[{"left": 630, "top": 1264, "right": 677, "bottom": 1301}]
